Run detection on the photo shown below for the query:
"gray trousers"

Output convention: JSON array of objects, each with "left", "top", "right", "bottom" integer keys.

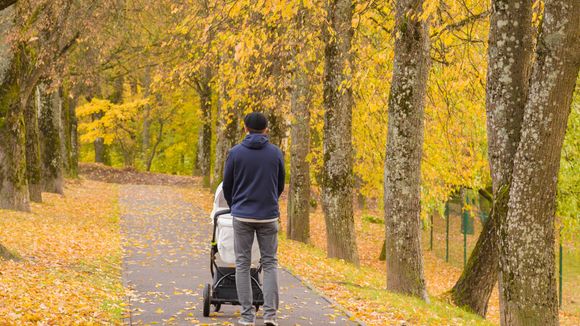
[{"left": 233, "top": 218, "right": 279, "bottom": 322}]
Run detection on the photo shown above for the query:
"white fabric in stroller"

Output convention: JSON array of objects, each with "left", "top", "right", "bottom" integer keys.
[{"left": 211, "top": 183, "right": 261, "bottom": 265}]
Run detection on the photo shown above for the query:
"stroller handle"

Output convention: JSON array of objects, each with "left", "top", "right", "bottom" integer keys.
[{"left": 213, "top": 209, "right": 231, "bottom": 224}]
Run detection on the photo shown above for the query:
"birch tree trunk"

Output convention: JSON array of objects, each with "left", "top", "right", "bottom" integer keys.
[
  {"left": 321, "top": 0, "right": 359, "bottom": 264},
  {"left": 451, "top": 0, "right": 534, "bottom": 315},
  {"left": 38, "top": 81, "right": 64, "bottom": 194},
  {"left": 383, "top": 0, "right": 429, "bottom": 299},
  {"left": 500, "top": 0, "right": 580, "bottom": 323},
  {"left": 24, "top": 93, "right": 42, "bottom": 202},
  {"left": 0, "top": 5, "right": 29, "bottom": 211},
  {"left": 287, "top": 4, "right": 311, "bottom": 244}
]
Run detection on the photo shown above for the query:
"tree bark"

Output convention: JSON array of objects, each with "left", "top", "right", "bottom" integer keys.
[
  {"left": 37, "top": 81, "right": 64, "bottom": 194},
  {"left": 0, "top": 6, "right": 29, "bottom": 211},
  {"left": 287, "top": 4, "right": 311, "bottom": 244},
  {"left": 321, "top": 0, "right": 359, "bottom": 265},
  {"left": 92, "top": 90, "right": 109, "bottom": 165},
  {"left": 195, "top": 75, "right": 212, "bottom": 187},
  {"left": 0, "top": 0, "right": 16, "bottom": 11},
  {"left": 24, "top": 91, "right": 42, "bottom": 202},
  {"left": 451, "top": 0, "right": 534, "bottom": 315},
  {"left": 68, "top": 96, "right": 78, "bottom": 177},
  {"left": 212, "top": 75, "right": 240, "bottom": 191},
  {"left": 59, "top": 87, "right": 68, "bottom": 174},
  {"left": 141, "top": 68, "right": 152, "bottom": 164},
  {"left": 499, "top": 0, "right": 580, "bottom": 324},
  {"left": 383, "top": 0, "right": 430, "bottom": 300},
  {"left": 145, "top": 119, "right": 163, "bottom": 171},
  {"left": 0, "top": 242, "right": 18, "bottom": 260}
]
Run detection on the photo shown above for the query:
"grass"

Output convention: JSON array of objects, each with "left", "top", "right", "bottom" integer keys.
[{"left": 278, "top": 235, "right": 492, "bottom": 325}]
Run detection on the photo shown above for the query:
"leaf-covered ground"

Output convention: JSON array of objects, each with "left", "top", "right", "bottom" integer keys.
[
  {"left": 276, "top": 204, "right": 580, "bottom": 325},
  {"left": 182, "top": 186, "right": 491, "bottom": 325},
  {"left": 0, "top": 180, "right": 124, "bottom": 324},
  {"left": 1, "top": 169, "right": 577, "bottom": 325}
]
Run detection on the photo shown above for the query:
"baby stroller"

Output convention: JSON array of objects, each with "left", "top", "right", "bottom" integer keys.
[{"left": 202, "top": 183, "right": 264, "bottom": 317}]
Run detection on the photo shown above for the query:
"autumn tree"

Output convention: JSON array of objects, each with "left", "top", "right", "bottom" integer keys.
[
  {"left": 497, "top": 0, "right": 579, "bottom": 323},
  {"left": 37, "top": 83, "right": 64, "bottom": 194},
  {"left": 383, "top": 0, "right": 430, "bottom": 299},
  {"left": 24, "top": 85, "right": 43, "bottom": 202},
  {"left": 451, "top": 0, "right": 534, "bottom": 315},
  {"left": 0, "top": 2, "right": 29, "bottom": 211},
  {"left": 287, "top": 2, "right": 316, "bottom": 244},
  {"left": 321, "top": 0, "right": 359, "bottom": 264},
  {"left": 213, "top": 52, "right": 242, "bottom": 190}
]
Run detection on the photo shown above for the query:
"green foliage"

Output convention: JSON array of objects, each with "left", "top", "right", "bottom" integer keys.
[{"left": 558, "top": 79, "right": 580, "bottom": 244}]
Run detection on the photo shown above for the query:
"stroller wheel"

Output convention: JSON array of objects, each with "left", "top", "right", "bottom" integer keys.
[
  {"left": 214, "top": 303, "right": 221, "bottom": 312},
  {"left": 203, "top": 283, "right": 211, "bottom": 317}
]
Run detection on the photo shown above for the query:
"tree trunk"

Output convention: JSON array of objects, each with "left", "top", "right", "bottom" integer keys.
[
  {"left": 141, "top": 68, "right": 152, "bottom": 164},
  {"left": 451, "top": 0, "right": 534, "bottom": 315},
  {"left": 212, "top": 93, "right": 226, "bottom": 191},
  {"left": 212, "top": 76, "right": 240, "bottom": 191},
  {"left": 68, "top": 96, "right": 79, "bottom": 177},
  {"left": 24, "top": 91, "right": 42, "bottom": 202},
  {"left": 499, "top": 1, "right": 580, "bottom": 324},
  {"left": 321, "top": 0, "right": 359, "bottom": 265},
  {"left": 92, "top": 97, "right": 109, "bottom": 165},
  {"left": 383, "top": 0, "right": 430, "bottom": 300},
  {"left": 59, "top": 87, "right": 68, "bottom": 174},
  {"left": 196, "top": 82, "right": 212, "bottom": 187},
  {"left": 94, "top": 132, "right": 107, "bottom": 164},
  {"left": 37, "top": 81, "right": 64, "bottom": 194},
  {"left": 0, "top": 242, "right": 18, "bottom": 261},
  {"left": 145, "top": 119, "right": 163, "bottom": 171},
  {"left": 287, "top": 4, "right": 311, "bottom": 244},
  {"left": 0, "top": 6, "right": 29, "bottom": 211}
]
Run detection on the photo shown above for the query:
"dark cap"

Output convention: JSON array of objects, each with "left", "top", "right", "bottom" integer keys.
[{"left": 244, "top": 112, "right": 268, "bottom": 131}]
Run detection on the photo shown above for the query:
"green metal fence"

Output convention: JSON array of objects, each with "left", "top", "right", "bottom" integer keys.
[{"left": 420, "top": 190, "right": 577, "bottom": 313}]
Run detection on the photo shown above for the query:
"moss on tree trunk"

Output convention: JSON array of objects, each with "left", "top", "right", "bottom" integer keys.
[
  {"left": 0, "top": 21, "right": 30, "bottom": 211},
  {"left": 383, "top": 0, "right": 430, "bottom": 300},
  {"left": 24, "top": 95, "right": 42, "bottom": 202},
  {"left": 37, "top": 81, "right": 64, "bottom": 194},
  {"left": 287, "top": 6, "right": 312, "bottom": 244},
  {"left": 451, "top": 0, "right": 535, "bottom": 315},
  {"left": 195, "top": 82, "right": 212, "bottom": 188},
  {"left": 498, "top": 1, "right": 580, "bottom": 324},
  {"left": 321, "top": 0, "right": 359, "bottom": 265}
]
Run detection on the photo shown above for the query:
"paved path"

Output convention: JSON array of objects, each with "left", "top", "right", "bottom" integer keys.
[{"left": 120, "top": 185, "right": 358, "bottom": 325}]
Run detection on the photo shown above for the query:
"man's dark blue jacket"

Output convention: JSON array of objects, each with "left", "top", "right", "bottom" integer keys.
[{"left": 222, "top": 133, "right": 285, "bottom": 220}]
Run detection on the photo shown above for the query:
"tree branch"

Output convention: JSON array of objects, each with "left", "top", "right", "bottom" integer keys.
[{"left": 431, "top": 10, "right": 490, "bottom": 39}]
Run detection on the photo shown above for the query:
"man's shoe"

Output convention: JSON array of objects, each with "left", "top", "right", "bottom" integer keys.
[
  {"left": 264, "top": 320, "right": 278, "bottom": 326},
  {"left": 238, "top": 319, "right": 255, "bottom": 326}
]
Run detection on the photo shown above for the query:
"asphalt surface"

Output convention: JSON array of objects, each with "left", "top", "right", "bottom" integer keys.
[{"left": 120, "top": 184, "right": 358, "bottom": 325}]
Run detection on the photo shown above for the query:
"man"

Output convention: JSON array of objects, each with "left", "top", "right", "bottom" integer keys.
[{"left": 223, "top": 112, "right": 285, "bottom": 326}]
